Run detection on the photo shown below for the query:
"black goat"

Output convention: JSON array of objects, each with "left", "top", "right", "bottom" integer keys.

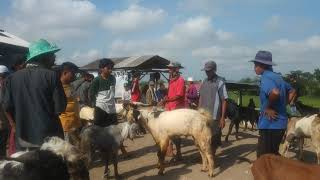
[{"left": 225, "top": 99, "right": 259, "bottom": 142}]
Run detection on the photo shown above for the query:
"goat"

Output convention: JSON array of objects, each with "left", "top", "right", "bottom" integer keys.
[
  {"left": 280, "top": 114, "right": 320, "bottom": 164},
  {"left": 225, "top": 99, "right": 259, "bottom": 142},
  {"left": 80, "top": 121, "right": 140, "bottom": 179},
  {"left": 0, "top": 137, "right": 89, "bottom": 180},
  {"left": 251, "top": 154, "right": 320, "bottom": 180},
  {"left": 131, "top": 105, "right": 215, "bottom": 177}
]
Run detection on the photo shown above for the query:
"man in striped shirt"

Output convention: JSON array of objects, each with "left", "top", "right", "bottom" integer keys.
[{"left": 199, "top": 61, "right": 228, "bottom": 155}]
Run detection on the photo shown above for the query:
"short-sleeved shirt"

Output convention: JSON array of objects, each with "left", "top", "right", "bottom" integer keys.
[
  {"left": 89, "top": 75, "right": 116, "bottom": 114},
  {"left": 165, "top": 76, "right": 185, "bottom": 111},
  {"left": 199, "top": 77, "right": 228, "bottom": 120},
  {"left": 258, "top": 70, "right": 293, "bottom": 129}
]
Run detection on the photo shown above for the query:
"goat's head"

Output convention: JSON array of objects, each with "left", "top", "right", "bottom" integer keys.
[
  {"left": 41, "top": 137, "right": 90, "bottom": 180},
  {"left": 122, "top": 103, "right": 141, "bottom": 123}
]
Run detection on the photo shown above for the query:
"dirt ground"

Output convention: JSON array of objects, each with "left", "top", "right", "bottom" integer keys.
[{"left": 89, "top": 120, "right": 318, "bottom": 180}]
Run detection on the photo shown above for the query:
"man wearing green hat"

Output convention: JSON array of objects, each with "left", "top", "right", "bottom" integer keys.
[{"left": 3, "top": 39, "right": 67, "bottom": 150}]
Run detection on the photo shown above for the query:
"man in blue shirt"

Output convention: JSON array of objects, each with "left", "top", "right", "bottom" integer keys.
[{"left": 250, "top": 50, "right": 296, "bottom": 157}]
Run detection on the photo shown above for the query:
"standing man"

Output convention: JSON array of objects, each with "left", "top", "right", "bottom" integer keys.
[
  {"left": 160, "top": 61, "right": 185, "bottom": 159},
  {"left": 3, "top": 39, "right": 67, "bottom": 150},
  {"left": 249, "top": 50, "right": 296, "bottom": 157},
  {"left": 186, "top": 77, "right": 199, "bottom": 109},
  {"left": 89, "top": 58, "right": 117, "bottom": 127},
  {"left": 199, "top": 61, "right": 228, "bottom": 156},
  {"left": 131, "top": 72, "right": 141, "bottom": 102},
  {"left": 0, "top": 65, "right": 9, "bottom": 157},
  {"left": 72, "top": 72, "right": 94, "bottom": 107},
  {"left": 146, "top": 81, "right": 158, "bottom": 106},
  {"left": 58, "top": 62, "right": 82, "bottom": 144}
]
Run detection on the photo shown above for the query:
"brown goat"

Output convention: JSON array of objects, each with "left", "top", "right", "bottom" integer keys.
[{"left": 251, "top": 154, "right": 320, "bottom": 180}]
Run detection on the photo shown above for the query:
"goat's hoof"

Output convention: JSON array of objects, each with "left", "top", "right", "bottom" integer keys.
[
  {"left": 208, "top": 171, "right": 214, "bottom": 177},
  {"left": 156, "top": 163, "right": 161, "bottom": 169},
  {"left": 158, "top": 171, "right": 164, "bottom": 176},
  {"left": 201, "top": 168, "right": 208, "bottom": 172}
]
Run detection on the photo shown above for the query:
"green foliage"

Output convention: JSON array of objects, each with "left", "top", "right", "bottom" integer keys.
[{"left": 284, "top": 69, "right": 320, "bottom": 97}]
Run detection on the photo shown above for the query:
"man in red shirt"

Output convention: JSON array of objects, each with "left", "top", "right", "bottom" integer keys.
[
  {"left": 160, "top": 61, "right": 185, "bottom": 160},
  {"left": 131, "top": 72, "right": 141, "bottom": 102}
]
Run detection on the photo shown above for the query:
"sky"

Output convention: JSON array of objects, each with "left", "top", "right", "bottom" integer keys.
[{"left": 0, "top": 0, "right": 319, "bottom": 81}]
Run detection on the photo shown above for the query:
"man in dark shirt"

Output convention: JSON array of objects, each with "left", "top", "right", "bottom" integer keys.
[{"left": 3, "top": 39, "right": 67, "bottom": 150}]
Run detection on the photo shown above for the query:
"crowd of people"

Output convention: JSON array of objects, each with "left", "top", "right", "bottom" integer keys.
[{"left": 0, "top": 38, "right": 297, "bottom": 168}]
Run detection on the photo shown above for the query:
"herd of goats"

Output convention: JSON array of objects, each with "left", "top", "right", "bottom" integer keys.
[{"left": 0, "top": 100, "right": 320, "bottom": 180}]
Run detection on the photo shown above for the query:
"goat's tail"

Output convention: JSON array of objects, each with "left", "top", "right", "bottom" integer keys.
[{"left": 198, "top": 108, "right": 213, "bottom": 126}]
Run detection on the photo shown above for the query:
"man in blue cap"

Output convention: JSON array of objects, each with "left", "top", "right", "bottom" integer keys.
[
  {"left": 3, "top": 39, "right": 67, "bottom": 151},
  {"left": 250, "top": 50, "right": 296, "bottom": 157}
]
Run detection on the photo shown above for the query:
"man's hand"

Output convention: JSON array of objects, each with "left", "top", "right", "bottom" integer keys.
[
  {"left": 219, "top": 118, "right": 225, "bottom": 129},
  {"left": 264, "top": 107, "right": 278, "bottom": 120}
]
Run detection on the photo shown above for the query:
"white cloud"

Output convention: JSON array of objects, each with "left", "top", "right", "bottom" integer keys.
[
  {"left": 3, "top": 0, "right": 99, "bottom": 41},
  {"left": 191, "top": 35, "right": 320, "bottom": 79},
  {"left": 108, "top": 16, "right": 233, "bottom": 57},
  {"left": 265, "top": 15, "right": 281, "bottom": 31},
  {"left": 216, "top": 29, "right": 234, "bottom": 41},
  {"left": 101, "top": 4, "right": 166, "bottom": 33},
  {"left": 58, "top": 49, "right": 103, "bottom": 66},
  {"left": 192, "top": 46, "right": 254, "bottom": 60}
]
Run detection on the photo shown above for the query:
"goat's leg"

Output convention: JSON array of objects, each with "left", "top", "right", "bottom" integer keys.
[
  {"left": 194, "top": 138, "right": 208, "bottom": 172},
  {"left": 244, "top": 120, "right": 248, "bottom": 131},
  {"left": 298, "top": 138, "right": 304, "bottom": 161},
  {"left": 311, "top": 138, "right": 320, "bottom": 164},
  {"left": 172, "top": 137, "right": 182, "bottom": 161},
  {"left": 235, "top": 121, "right": 240, "bottom": 140},
  {"left": 280, "top": 140, "right": 290, "bottom": 157},
  {"left": 103, "top": 153, "right": 110, "bottom": 179},
  {"left": 250, "top": 119, "right": 255, "bottom": 131},
  {"left": 120, "top": 143, "right": 131, "bottom": 159},
  {"left": 157, "top": 139, "right": 169, "bottom": 176},
  {"left": 202, "top": 138, "right": 214, "bottom": 177},
  {"left": 112, "top": 151, "right": 121, "bottom": 179},
  {"left": 225, "top": 121, "right": 234, "bottom": 142}
]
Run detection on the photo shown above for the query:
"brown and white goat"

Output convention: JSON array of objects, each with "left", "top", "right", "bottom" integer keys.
[
  {"left": 131, "top": 105, "right": 215, "bottom": 177},
  {"left": 251, "top": 154, "right": 320, "bottom": 180},
  {"left": 280, "top": 114, "right": 320, "bottom": 164}
]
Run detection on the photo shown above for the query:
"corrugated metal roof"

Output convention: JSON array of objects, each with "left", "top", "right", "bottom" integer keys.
[
  {"left": 81, "top": 55, "right": 170, "bottom": 71},
  {"left": 113, "top": 55, "right": 155, "bottom": 68}
]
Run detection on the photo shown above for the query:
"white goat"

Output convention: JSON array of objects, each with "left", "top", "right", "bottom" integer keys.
[
  {"left": 281, "top": 114, "right": 320, "bottom": 164},
  {"left": 131, "top": 105, "right": 215, "bottom": 177}
]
